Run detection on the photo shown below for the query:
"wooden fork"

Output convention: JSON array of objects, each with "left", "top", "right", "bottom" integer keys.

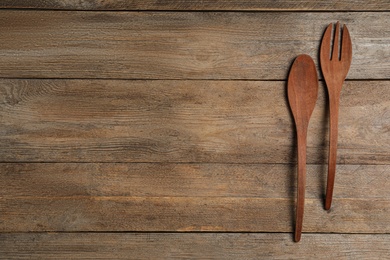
[{"left": 320, "top": 22, "right": 352, "bottom": 210}]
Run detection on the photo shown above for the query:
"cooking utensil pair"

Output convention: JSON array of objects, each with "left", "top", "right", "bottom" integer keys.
[{"left": 287, "top": 22, "right": 352, "bottom": 242}]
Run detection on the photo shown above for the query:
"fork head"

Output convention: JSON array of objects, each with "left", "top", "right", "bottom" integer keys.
[{"left": 320, "top": 22, "right": 352, "bottom": 88}]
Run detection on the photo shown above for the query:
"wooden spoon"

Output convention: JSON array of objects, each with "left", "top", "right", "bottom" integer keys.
[{"left": 287, "top": 54, "right": 319, "bottom": 242}]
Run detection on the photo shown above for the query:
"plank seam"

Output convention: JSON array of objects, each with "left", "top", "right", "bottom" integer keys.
[{"left": 0, "top": 8, "right": 389, "bottom": 12}]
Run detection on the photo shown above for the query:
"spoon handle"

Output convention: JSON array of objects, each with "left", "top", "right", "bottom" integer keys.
[
  {"left": 325, "top": 95, "right": 340, "bottom": 210},
  {"left": 295, "top": 129, "right": 307, "bottom": 242}
]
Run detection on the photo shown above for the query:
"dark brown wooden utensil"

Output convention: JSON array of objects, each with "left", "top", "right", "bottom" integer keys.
[
  {"left": 320, "top": 22, "right": 352, "bottom": 210},
  {"left": 288, "top": 54, "right": 319, "bottom": 242}
]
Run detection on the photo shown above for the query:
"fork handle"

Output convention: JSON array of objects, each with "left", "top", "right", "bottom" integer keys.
[
  {"left": 325, "top": 95, "right": 340, "bottom": 210},
  {"left": 295, "top": 129, "right": 307, "bottom": 242}
]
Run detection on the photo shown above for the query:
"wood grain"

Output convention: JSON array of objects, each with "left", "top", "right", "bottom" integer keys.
[
  {"left": 0, "top": 79, "right": 388, "bottom": 163},
  {"left": 1, "top": 0, "right": 389, "bottom": 11},
  {"left": 1, "top": 163, "right": 388, "bottom": 233},
  {"left": 1, "top": 233, "right": 389, "bottom": 259},
  {"left": 0, "top": 11, "right": 389, "bottom": 80},
  {"left": 1, "top": 163, "right": 388, "bottom": 199},
  {"left": 1, "top": 196, "right": 389, "bottom": 233},
  {"left": 1, "top": 3, "right": 389, "bottom": 258}
]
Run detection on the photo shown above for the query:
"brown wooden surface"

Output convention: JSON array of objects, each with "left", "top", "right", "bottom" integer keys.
[
  {"left": 0, "top": 11, "right": 389, "bottom": 80},
  {"left": 1, "top": 233, "right": 389, "bottom": 259},
  {"left": 1, "top": 163, "right": 389, "bottom": 233},
  {"left": 1, "top": 163, "right": 387, "bottom": 199},
  {"left": 1, "top": 196, "right": 389, "bottom": 233},
  {"left": 1, "top": 79, "right": 389, "bottom": 163},
  {"left": 1, "top": 2, "right": 389, "bottom": 257},
  {"left": 1, "top": 0, "right": 389, "bottom": 11}
]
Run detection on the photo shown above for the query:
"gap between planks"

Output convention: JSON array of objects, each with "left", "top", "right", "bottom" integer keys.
[
  {"left": 0, "top": 0, "right": 389, "bottom": 11},
  {"left": 0, "top": 233, "right": 389, "bottom": 260}
]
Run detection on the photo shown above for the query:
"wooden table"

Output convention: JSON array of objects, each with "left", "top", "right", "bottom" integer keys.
[{"left": 0, "top": 1, "right": 389, "bottom": 259}]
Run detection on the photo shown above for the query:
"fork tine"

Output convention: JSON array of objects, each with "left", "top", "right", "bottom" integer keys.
[
  {"left": 341, "top": 24, "right": 353, "bottom": 64},
  {"left": 320, "top": 23, "right": 333, "bottom": 62},
  {"left": 331, "top": 22, "right": 340, "bottom": 60}
]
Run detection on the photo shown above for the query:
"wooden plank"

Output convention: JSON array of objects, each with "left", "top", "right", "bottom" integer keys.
[
  {"left": 1, "top": 196, "right": 389, "bottom": 232},
  {"left": 1, "top": 233, "right": 389, "bottom": 260},
  {"left": 1, "top": 0, "right": 389, "bottom": 11},
  {"left": 0, "top": 79, "right": 388, "bottom": 164},
  {"left": 0, "top": 11, "right": 389, "bottom": 80},
  {"left": 0, "top": 163, "right": 388, "bottom": 199}
]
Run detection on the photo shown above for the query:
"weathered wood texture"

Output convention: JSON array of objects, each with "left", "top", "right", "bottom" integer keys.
[
  {"left": 1, "top": 79, "right": 388, "bottom": 163},
  {"left": 1, "top": 163, "right": 387, "bottom": 199},
  {"left": 1, "top": 3, "right": 389, "bottom": 257},
  {"left": 0, "top": 163, "right": 388, "bottom": 233},
  {"left": 0, "top": 11, "right": 389, "bottom": 80},
  {"left": 1, "top": 233, "right": 390, "bottom": 259},
  {"left": 1, "top": 196, "right": 389, "bottom": 232},
  {"left": 1, "top": 0, "right": 389, "bottom": 11}
]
